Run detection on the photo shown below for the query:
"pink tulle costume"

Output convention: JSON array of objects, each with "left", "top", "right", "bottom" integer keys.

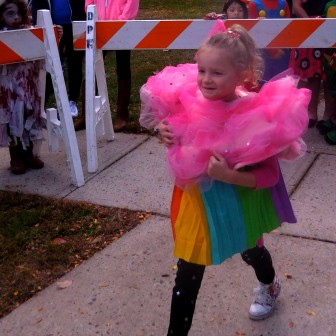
[{"left": 139, "top": 24, "right": 310, "bottom": 189}]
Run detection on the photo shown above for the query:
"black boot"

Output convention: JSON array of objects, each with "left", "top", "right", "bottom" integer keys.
[
  {"left": 114, "top": 79, "right": 131, "bottom": 131},
  {"left": 23, "top": 142, "right": 44, "bottom": 169},
  {"left": 8, "top": 142, "right": 26, "bottom": 175}
]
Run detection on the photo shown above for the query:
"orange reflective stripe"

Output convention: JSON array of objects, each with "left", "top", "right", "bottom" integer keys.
[
  {"left": 136, "top": 21, "right": 192, "bottom": 49},
  {"left": 0, "top": 41, "right": 23, "bottom": 64},
  {"left": 30, "top": 27, "right": 44, "bottom": 41},
  {"left": 268, "top": 19, "right": 325, "bottom": 47},
  {"left": 225, "top": 19, "right": 259, "bottom": 31},
  {"left": 96, "top": 21, "right": 125, "bottom": 49}
]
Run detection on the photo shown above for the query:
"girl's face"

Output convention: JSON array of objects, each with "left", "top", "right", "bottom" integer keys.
[
  {"left": 197, "top": 47, "right": 241, "bottom": 102},
  {"left": 1, "top": 3, "right": 22, "bottom": 29},
  {"left": 226, "top": 3, "right": 245, "bottom": 19}
]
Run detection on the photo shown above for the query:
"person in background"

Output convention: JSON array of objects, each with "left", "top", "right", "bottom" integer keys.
[
  {"left": 31, "top": 0, "right": 86, "bottom": 120},
  {"left": 317, "top": 0, "right": 336, "bottom": 144},
  {"left": 204, "top": 0, "right": 248, "bottom": 20},
  {"left": 84, "top": 0, "right": 139, "bottom": 132},
  {"left": 0, "top": 0, "right": 44, "bottom": 174},
  {"left": 248, "top": 0, "right": 291, "bottom": 87},
  {"left": 223, "top": 0, "right": 249, "bottom": 18},
  {"left": 140, "top": 22, "right": 309, "bottom": 335},
  {"left": 289, "top": 0, "right": 331, "bottom": 128}
]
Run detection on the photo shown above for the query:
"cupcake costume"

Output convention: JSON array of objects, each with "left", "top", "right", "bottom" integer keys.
[{"left": 140, "top": 24, "right": 310, "bottom": 266}]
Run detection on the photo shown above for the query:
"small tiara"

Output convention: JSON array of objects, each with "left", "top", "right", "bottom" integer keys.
[{"left": 227, "top": 30, "right": 240, "bottom": 39}]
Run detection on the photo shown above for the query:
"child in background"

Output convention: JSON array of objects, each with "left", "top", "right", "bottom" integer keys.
[
  {"left": 205, "top": 0, "right": 248, "bottom": 20},
  {"left": 0, "top": 0, "right": 44, "bottom": 174},
  {"left": 223, "top": 0, "right": 249, "bottom": 18},
  {"left": 140, "top": 22, "right": 309, "bottom": 335},
  {"left": 248, "top": 0, "right": 292, "bottom": 87}
]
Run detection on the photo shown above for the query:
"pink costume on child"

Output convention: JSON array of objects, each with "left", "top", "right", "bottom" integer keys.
[
  {"left": 140, "top": 63, "right": 310, "bottom": 188},
  {"left": 140, "top": 21, "right": 310, "bottom": 264}
]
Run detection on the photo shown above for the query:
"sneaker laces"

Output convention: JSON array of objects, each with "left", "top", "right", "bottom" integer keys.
[{"left": 252, "top": 282, "right": 277, "bottom": 307}]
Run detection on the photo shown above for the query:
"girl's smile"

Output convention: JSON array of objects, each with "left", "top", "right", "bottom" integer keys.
[{"left": 197, "top": 47, "right": 240, "bottom": 102}]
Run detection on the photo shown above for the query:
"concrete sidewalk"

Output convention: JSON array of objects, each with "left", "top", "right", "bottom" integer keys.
[{"left": 0, "top": 124, "right": 336, "bottom": 335}]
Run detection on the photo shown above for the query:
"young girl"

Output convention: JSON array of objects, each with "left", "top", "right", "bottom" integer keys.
[
  {"left": 0, "top": 0, "right": 44, "bottom": 174},
  {"left": 205, "top": 0, "right": 248, "bottom": 20},
  {"left": 140, "top": 22, "right": 310, "bottom": 335}
]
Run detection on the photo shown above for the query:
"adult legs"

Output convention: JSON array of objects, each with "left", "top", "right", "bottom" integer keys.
[
  {"left": 62, "top": 24, "right": 84, "bottom": 104},
  {"left": 114, "top": 50, "right": 131, "bottom": 131}
]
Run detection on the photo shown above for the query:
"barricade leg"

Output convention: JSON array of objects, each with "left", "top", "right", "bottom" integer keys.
[{"left": 37, "top": 10, "right": 84, "bottom": 186}]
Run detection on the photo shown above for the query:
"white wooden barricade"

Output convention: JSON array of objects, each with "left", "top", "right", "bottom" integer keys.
[
  {"left": 85, "top": 7, "right": 114, "bottom": 174},
  {"left": 37, "top": 10, "right": 84, "bottom": 186},
  {"left": 73, "top": 9, "right": 336, "bottom": 173},
  {"left": 0, "top": 10, "right": 84, "bottom": 187}
]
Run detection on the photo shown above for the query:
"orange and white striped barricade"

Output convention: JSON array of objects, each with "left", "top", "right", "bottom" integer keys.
[
  {"left": 0, "top": 10, "right": 84, "bottom": 187},
  {"left": 73, "top": 11, "right": 336, "bottom": 173}
]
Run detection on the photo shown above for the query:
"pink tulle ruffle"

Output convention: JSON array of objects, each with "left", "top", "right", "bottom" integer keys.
[{"left": 140, "top": 64, "right": 310, "bottom": 188}]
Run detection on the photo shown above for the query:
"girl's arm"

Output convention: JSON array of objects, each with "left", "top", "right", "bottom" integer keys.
[
  {"left": 292, "top": 0, "right": 309, "bottom": 18},
  {"left": 207, "top": 153, "right": 279, "bottom": 189}
]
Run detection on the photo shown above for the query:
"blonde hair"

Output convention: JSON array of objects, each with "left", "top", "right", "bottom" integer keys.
[{"left": 197, "top": 24, "right": 264, "bottom": 86}]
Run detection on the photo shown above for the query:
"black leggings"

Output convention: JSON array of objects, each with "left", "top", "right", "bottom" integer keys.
[{"left": 167, "top": 246, "right": 274, "bottom": 336}]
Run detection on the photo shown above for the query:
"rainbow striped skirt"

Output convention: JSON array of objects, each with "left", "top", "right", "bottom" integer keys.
[{"left": 170, "top": 173, "right": 296, "bottom": 266}]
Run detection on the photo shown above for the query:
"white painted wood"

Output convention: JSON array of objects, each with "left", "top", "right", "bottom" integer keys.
[
  {"left": 85, "top": 5, "right": 114, "bottom": 173},
  {"left": 37, "top": 10, "right": 84, "bottom": 186}
]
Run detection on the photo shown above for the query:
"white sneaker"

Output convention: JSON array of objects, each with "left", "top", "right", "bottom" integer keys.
[
  {"left": 69, "top": 101, "right": 78, "bottom": 117},
  {"left": 249, "top": 276, "right": 281, "bottom": 320}
]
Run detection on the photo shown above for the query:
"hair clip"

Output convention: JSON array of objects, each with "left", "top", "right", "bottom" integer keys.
[{"left": 227, "top": 30, "right": 240, "bottom": 39}]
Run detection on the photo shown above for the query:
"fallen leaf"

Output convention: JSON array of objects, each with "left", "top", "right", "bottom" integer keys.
[
  {"left": 306, "top": 310, "right": 316, "bottom": 316},
  {"left": 236, "top": 331, "right": 246, "bottom": 336},
  {"left": 57, "top": 280, "right": 73, "bottom": 289},
  {"left": 288, "top": 320, "right": 295, "bottom": 328},
  {"left": 52, "top": 237, "right": 67, "bottom": 245},
  {"left": 284, "top": 272, "right": 293, "bottom": 279}
]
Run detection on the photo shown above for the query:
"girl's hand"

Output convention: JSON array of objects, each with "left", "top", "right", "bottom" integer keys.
[
  {"left": 207, "top": 152, "right": 233, "bottom": 183},
  {"left": 207, "top": 152, "right": 256, "bottom": 188},
  {"left": 204, "top": 12, "right": 226, "bottom": 20},
  {"left": 154, "top": 120, "right": 175, "bottom": 147}
]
